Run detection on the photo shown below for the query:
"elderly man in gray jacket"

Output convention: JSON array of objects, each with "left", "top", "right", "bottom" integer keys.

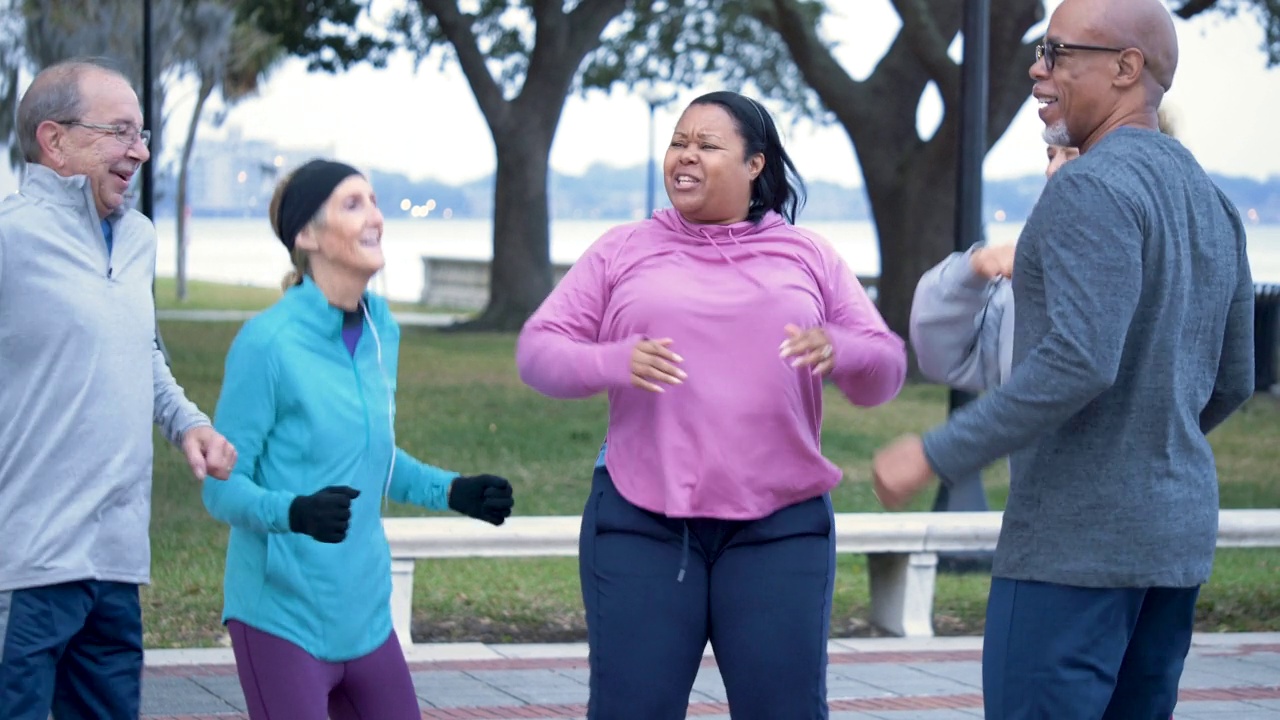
[{"left": 0, "top": 58, "right": 236, "bottom": 720}]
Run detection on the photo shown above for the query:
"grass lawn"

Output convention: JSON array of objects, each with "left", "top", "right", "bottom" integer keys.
[
  {"left": 144, "top": 318, "right": 1280, "bottom": 648},
  {"left": 152, "top": 277, "right": 459, "bottom": 315}
]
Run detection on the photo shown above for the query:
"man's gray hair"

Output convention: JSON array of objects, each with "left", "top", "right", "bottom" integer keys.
[{"left": 16, "top": 57, "right": 130, "bottom": 164}]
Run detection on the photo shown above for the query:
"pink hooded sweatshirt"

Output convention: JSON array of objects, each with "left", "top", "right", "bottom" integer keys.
[{"left": 516, "top": 209, "right": 906, "bottom": 520}]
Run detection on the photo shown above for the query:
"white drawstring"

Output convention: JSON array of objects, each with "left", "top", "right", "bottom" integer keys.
[{"left": 360, "top": 300, "right": 396, "bottom": 513}]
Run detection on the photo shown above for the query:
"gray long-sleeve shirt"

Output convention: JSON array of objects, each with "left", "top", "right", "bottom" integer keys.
[
  {"left": 0, "top": 164, "right": 210, "bottom": 592},
  {"left": 922, "top": 128, "right": 1255, "bottom": 588}
]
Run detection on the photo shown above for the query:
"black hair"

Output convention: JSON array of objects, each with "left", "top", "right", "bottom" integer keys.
[{"left": 687, "top": 91, "right": 807, "bottom": 224}]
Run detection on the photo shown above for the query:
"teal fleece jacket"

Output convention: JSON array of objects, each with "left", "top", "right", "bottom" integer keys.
[{"left": 203, "top": 277, "right": 458, "bottom": 661}]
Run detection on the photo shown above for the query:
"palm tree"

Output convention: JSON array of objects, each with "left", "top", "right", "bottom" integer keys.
[
  {"left": 0, "top": 0, "right": 283, "bottom": 300},
  {"left": 172, "top": 3, "right": 283, "bottom": 300},
  {"left": 0, "top": 0, "right": 190, "bottom": 170}
]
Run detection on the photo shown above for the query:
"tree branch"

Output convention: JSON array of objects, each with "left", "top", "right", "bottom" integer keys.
[
  {"left": 983, "top": 0, "right": 1046, "bottom": 151},
  {"left": 417, "top": 0, "right": 507, "bottom": 124},
  {"left": 563, "top": 0, "right": 630, "bottom": 67},
  {"left": 506, "top": 0, "right": 625, "bottom": 138},
  {"left": 1173, "top": 0, "right": 1219, "bottom": 20},
  {"left": 889, "top": 0, "right": 961, "bottom": 110},
  {"left": 754, "top": 0, "right": 868, "bottom": 118}
]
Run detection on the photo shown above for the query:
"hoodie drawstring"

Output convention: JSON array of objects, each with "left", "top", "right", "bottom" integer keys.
[
  {"left": 699, "top": 227, "right": 768, "bottom": 290},
  {"left": 677, "top": 522, "right": 690, "bottom": 583}
]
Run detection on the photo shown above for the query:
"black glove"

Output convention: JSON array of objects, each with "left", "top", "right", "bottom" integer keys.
[
  {"left": 289, "top": 486, "right": 360, "bottom": 543},
  {"left": 448, "top": 474, "right": 514, "bottom": 526}
]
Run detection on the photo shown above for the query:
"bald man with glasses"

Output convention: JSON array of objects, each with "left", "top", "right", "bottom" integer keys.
[{"left": 874, "top": 0, "right": 1255, "bottom": 717}]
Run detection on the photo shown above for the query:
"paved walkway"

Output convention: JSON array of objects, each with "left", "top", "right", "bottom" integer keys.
[{"left": 142, "top": 633, "right": 1280, "bottom": 719}]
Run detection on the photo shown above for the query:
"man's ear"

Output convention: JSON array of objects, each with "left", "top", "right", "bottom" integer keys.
[
  {"left": 1114, "top": 48, "right": 1145, "bottom": 89},
  {"left": 34, "top": 120, "right": 65, "bottom": 167}
]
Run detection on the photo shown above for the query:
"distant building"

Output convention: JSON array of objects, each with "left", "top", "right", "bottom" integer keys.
[{"left": 186, "top": 129, "right": 335, "bottom": 217}]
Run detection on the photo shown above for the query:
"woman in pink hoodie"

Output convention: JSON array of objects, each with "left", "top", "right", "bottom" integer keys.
[{"left": 516, "top": 91, "right": 907, "bottom": 719}]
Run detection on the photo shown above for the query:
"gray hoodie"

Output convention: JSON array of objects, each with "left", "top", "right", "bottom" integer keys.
[
  {"left": 909, "top": 245, "right": 1014, "bottom": 392},
  {"left": 0, "top": 164, "right": 210, "bottom": 593}
]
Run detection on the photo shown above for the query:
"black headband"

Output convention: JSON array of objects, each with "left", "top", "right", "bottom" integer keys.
[
  {"left": 275, "top": 159, "right": 361, "bottom": 251},
  {"left": 746, "top": 98, "right": 768, "bottom": 135}
]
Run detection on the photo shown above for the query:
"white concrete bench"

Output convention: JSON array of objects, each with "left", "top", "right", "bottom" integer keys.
[
  {"left": 419, "top": 256, "right": 881, "bottom": 310},
  {"left": 383, "top": 509, "right": 1280, "bottom": 642}
]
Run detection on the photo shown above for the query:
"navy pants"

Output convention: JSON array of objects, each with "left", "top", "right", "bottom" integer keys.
[
  {"left": 0, "top": 580, "right": 143, "bottom": 720},
  {"left": 580, "top": 466, "right": 835, "bottom": 719},
  {"left": 983, "top": 577, "right": 1199, "bottom": 720}
]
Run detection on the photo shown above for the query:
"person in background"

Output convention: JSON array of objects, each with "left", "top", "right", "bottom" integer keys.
[
  {"left": 517, "top": 91, "right": 907, "bottom": 719},
  {"left": 203, "top": 159, "right": 514, "bottom": 720},
  {"left": 909, "top": 143, "right": 1078, "bottom": 392}
]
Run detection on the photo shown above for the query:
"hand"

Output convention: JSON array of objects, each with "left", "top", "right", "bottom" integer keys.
[
  {"left": 779, "top": 324, "right": 835, "bottom": 376},
  {"left": 630, "top": 338, "right": 686, "bottom": 393},
  {"left": 182, "top": 425, "right": 237, "bottom": 481},
  {"left": 970, "top": 244, "right": 1016, "bottom": 280},
  {"left": 871, "top": 435, "right": 936, "bottom": 510},
  {"left": 449, "top": 474, "right": 515, "bottom": 526},
  {"left": 289, "top": 486, "right": 360, "bottom": 543}
]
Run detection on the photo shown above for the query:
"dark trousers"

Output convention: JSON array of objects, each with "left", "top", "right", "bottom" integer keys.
[
  {"left": 580, "top": 466, "right": 835, "bottom": 720},
  {"left": 983, "top": 577, "right": 1199, "bottom": 720},
  {"left": 0, "top": 580, "right": 144, "bottom": 720}
]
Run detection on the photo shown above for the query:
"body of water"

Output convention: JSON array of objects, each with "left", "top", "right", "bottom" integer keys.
[{"left": 153, "top": 217, "right": 1280, "bottom": 304}]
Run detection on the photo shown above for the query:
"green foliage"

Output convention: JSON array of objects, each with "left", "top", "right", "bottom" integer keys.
[
  {"left": 1172, "top": 0, "right": 1280, "bottom": 64},
  {"left": 0, "top": 0, "right": 283, "bottom": 171},
  {"left": 251, "top": 0, "right": 822, "bottom": 113},
  {"left": 237, "top": 0, "right": 394, "bottom": 72},
  {"left": 582, "top": 0, "right": 827, "bottom": 117}
]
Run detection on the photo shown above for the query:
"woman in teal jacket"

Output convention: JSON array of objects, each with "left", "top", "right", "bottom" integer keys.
[{"left": 203, "top": 159, "right": 514, "bottom": 720}]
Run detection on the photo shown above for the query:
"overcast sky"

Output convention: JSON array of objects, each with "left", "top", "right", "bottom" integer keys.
[{"left": 2, "top": 0, "right": 1276, "bottom": 194}]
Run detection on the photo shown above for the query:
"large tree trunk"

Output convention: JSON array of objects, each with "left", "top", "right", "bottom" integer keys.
[
  {"left": 420, "top": 0, "right": 627, "bottom": 330},
  {"left": 865, "top": 135, "right": 961, "bottom": 346},
  {"left": 463, "top": 122, "right": 556, "bottom": 330},
  {"left": 174, "top": 79, "right": 213, "bottom": 303},
  {"left": 758, "top": 0, "right": 1042, "bottom": 353}
]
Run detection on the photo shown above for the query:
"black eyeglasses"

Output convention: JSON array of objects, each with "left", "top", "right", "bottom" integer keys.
[
  {"left": 58, "top": 120, "right": 151, "bottom": 147},
  {"left": 1035, "top": 41, "right": 1127, "bottom": 71}
]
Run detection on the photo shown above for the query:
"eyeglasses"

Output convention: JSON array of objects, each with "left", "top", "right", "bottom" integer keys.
[
  {"left": 59, "top": 121, "right": 151, "bottom": 148},
  {"left": 1035, "top": 41, "right": 1127, "bottom": 71}
]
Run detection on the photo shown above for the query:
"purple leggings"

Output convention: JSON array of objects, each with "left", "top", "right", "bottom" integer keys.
[{"left": 227, "top": 620, "right": 419, "bottom": 720}]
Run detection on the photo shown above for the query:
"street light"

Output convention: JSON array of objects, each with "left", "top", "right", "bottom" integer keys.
[
  {"left": 639, "top": 86, "right": 671, "bottom": 218},
  {"left": 142, "top": 0, "right": 154, "bottom": 220},
  {"left": 933, "top": 0, "right": 992, "bottom": 572}
]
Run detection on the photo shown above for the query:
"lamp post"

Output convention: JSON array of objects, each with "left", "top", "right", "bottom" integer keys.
[
  {"left": 141, "top": 0, "right": 154, "bottom": 220},
  {"left": 639, "top": 87, "right": 668, "bottom": 218},
  {"left": 932, "top": 0, "right": 992, "bottom": 571},
  {"left": 142, "top": 0, "right": 171, "bottom": 363}
]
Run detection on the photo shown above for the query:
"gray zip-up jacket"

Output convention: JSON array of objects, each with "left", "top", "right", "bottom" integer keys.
[
  {"left": 0, "top": 164, "right": 210, "bottom": 592},
  {"left": 910, "top": 245, "right": 1014, "bottom": 392}
]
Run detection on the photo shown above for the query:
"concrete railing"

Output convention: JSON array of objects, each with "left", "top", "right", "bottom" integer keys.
[
  {"left": 420, "top": 256, "right": 879, "bottom": 310},
  {"left": 383, "top": 508, "right": 1280, "bottom": 643}
]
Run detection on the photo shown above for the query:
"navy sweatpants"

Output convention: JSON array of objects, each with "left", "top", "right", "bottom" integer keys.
[
  {"left": 983, "top": 577, "right": 1199, "bottom": 720},
  {"left": 580, "top": 466, "right": 836, "bottom": 720},
  {"left": 0, "top": 580, "right": 143, "bottom": 720}
]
